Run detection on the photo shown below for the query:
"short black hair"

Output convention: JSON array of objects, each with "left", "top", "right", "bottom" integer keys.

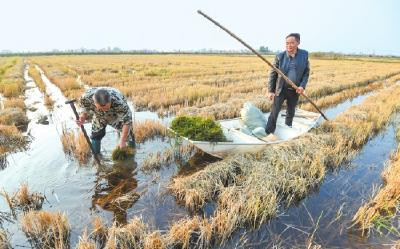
[
  {"left": 286, "top": 33, "right": 300, "bottom": 43},
  {"left": 94, "top": 88, "right": 111, "bottom": 106}
]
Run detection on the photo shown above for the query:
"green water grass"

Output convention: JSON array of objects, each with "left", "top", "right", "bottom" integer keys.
[
  {"left": 171, "top": 116, "right": 227, "bottom": 142},
  {"left": 111, "top": 147, "right": 135, "bottom": 161}
]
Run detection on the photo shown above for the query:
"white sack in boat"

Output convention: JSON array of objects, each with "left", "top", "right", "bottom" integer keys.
[{"left": 240, "top": 102, "right": 267, "bottom": 137}]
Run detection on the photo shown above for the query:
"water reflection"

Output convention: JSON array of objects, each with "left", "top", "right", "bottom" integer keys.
[
  {"left": 92, "top": 158, "right": 139, "bottom": 225},
  {"left": 176, "top": 151, "right": 221, "bottom": 177}
]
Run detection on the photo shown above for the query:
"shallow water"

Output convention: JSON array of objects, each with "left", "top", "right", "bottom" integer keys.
[
  {"left": 0, "top": 65, "right": 213, "bottom": 246},
  {"left": 324, "top": 92, "right": 374, "bottom": 120},
  {"left": 0, "top": 66, "right": 393, "bottom": 248}
]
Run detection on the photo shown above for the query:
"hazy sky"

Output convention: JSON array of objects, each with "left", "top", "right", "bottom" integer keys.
[{"left": 1, "top": 0, "right": 399, "bottom": 55}]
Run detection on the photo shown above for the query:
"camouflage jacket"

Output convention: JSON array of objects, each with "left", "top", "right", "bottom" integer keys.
[{"left": 79, "top": 87, "right": 132, "bottom": 126}]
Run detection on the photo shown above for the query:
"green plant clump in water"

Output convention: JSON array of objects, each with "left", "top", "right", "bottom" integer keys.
[
  {"left": 111, "top": 147, "right": 135, "bottom": 161},
  {"left": 396, "top": 126, "right": 400, "bottom": 141},
  {"left": 171, "top": 116, "right": 227, "bottom": 142},
  {"left": 372, "top": 214, "right": 400, "bottom": 236}
]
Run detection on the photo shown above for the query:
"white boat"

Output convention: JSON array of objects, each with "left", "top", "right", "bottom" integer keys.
[{"left": 178, "top": 109, "right": 323, "bottom": 158}]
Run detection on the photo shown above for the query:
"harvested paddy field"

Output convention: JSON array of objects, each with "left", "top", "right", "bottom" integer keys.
[{"left": 1, "top": 54, "right": 400, "bottom": 248}]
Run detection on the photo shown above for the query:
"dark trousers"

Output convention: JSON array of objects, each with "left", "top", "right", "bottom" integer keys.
[
  {"left": 90, "top": 127, "right": 107, "bottom": 140},
  {"left": 265, "top": 89, "right": 299, "bottom": 134}
]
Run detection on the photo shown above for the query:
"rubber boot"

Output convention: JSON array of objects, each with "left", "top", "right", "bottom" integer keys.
[
  {"left": 127, "top": 131, "right": 136, "bottom": 148},
  {"left": 91, "top": 139, "right": 101, "bottom": 154},
  {"left": 127, "top": 139, "right": 136, "bottom": 148}
]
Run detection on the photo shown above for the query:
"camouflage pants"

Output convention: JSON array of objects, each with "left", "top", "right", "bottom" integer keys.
[{"left": 90, "top": 116, "right": 134, "bottom": 142}]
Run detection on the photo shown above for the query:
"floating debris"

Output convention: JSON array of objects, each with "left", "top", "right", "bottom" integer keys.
[
  {"left": 36, "top": 115, "right": 49, "bottom": 125},
  {"left": 28, "top": 106, "right": 38, "bottom": 112}
]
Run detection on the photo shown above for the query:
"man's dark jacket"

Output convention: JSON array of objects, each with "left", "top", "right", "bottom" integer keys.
[{"left": 268, "top": 49, "right": 310, "bottom": 96}]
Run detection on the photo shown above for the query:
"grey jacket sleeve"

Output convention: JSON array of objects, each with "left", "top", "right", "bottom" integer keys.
[
  {"left": 268, "top": 55, "right": 280, "bottom": 93},
  {"left": 299, "top": 53, "right": 310, "bottom": 89}
]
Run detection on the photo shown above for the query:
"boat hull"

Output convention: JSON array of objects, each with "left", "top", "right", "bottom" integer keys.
[{"left": 184, "top": 109, "right": 322, "bottom": 158}]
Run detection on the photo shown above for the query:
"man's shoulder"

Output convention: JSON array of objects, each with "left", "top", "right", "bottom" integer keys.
[
  {"left": 276, "top": 51, "right": 286, "bottom": 58},
  {"left": 81, "top": 88, "right": 96, "bottom": 100},
  {"left": 273, "top": 51, "right": 286, "bottom": 62},
  {"left": 275, "top": 49, "right": 308, "bottom": 58},
  {"left": 106, "top": 87, "right": 129, "bottom": 108},
  {"left": 297, "top": 49, "right": 309, "bottom": 57},
  {"left": 107, "top": 88, "right": 125, "bottom": 100}
]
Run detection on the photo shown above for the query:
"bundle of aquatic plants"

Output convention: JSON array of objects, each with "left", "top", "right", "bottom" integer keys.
[
  {"left": 111, "top": 147, "right": 135, "bottom": 161},
  {"left": 170, "top": 115, "right": 226, "bottom": 142}
]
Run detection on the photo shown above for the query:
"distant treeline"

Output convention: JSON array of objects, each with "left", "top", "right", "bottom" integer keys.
[
  {"left": 0, "top": 50, "right": 398, "bottom": 59},
  {"left": 309, "top": 52, "right": 400, "bottom": 62},
  {"left": 0, "top": 50, "right": 266, "bottom": 57}
]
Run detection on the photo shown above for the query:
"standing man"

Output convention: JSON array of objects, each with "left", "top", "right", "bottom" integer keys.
[
  {"left": 76, "top": 87, "right": 135, "bottom": 154},
  {"left": 265, "top": 33, "right": 310, "bottom": 135}
]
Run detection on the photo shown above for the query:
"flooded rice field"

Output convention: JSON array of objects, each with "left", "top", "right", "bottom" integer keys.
[
  {"left": 222, "top": 114, "right": 400, "bottom": 249},
  {"left": 0, "top": 64, "right": 398, "bottom": 248},
  {"left": 0, "top": 65, "right": 217, "bottom": 247}
]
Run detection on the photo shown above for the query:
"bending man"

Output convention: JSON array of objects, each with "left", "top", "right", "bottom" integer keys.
[{"left": 76, "top": 87, "right": 135, "bottom": 154}]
